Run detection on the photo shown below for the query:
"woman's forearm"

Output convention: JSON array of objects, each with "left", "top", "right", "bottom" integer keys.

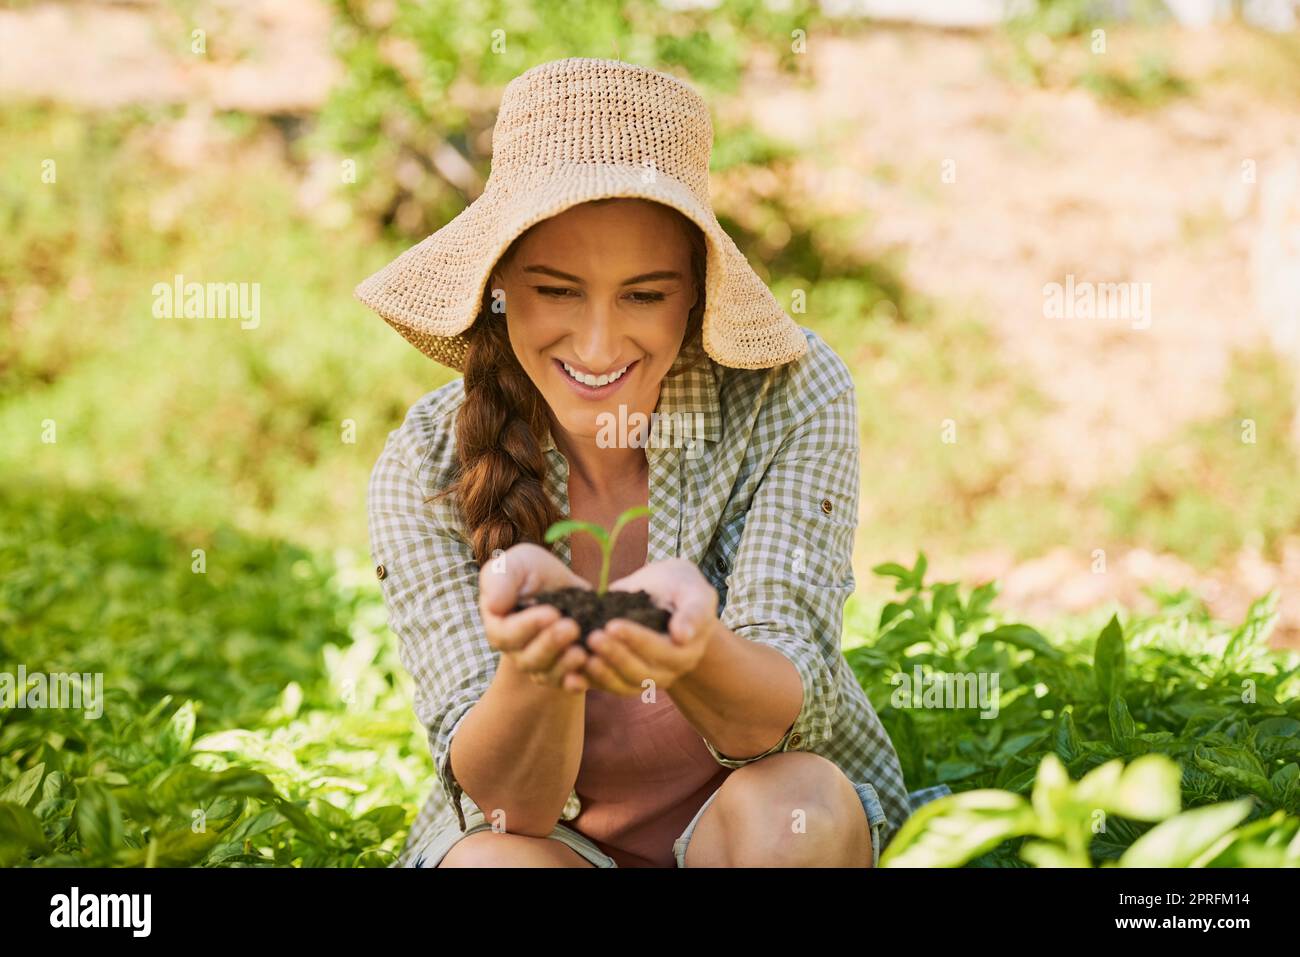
[
  {"left": 449, "top": 654, "right": 585, "bottom": 836},
  {"left": 668, "top": 622, "right": 803, "bottom": 760}
]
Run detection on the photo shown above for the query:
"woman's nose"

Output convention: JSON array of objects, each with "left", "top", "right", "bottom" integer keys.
[{"left": 572, "top": 303, "right": 622, "bottom": 369}]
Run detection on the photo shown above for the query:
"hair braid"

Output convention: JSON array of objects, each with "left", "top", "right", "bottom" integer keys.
[{"left": 429, "top": 296, "right": 560, "bottom": 567}]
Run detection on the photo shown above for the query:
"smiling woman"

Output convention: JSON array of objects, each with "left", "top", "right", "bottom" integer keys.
[{"left": 358, "top": 56, "right": 938, "bottom": 870}]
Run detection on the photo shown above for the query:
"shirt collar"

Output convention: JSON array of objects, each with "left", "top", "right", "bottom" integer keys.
[{"left": 541, "top": 352, "right": 722, "bottom": 454}]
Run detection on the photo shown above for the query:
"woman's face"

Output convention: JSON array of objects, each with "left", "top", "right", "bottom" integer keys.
[{"left": 492, "top": 199, "right": 698, "bottom": 447}]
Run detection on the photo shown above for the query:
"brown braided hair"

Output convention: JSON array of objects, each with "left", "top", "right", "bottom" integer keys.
[{"left": 430, "top": 199, "right": 709, "bottom": 567}]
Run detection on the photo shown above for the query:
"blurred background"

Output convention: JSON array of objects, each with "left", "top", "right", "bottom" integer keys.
[{"left": 2, "top": 0, "right": 1299, "bottom": 864}]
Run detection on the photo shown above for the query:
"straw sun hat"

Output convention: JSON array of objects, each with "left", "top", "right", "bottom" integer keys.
[{"left": 354, "top": 56, "right": 807, "bottom": 372}]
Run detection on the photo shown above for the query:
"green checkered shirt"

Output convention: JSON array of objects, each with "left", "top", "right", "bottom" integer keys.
[{"left": 369, "top": 327, "right": 914, "bottom": 866}]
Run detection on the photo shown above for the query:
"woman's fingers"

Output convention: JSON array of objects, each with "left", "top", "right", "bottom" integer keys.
[
  {"left": 561, "top": 671, "right": 589, "bottom": 694},
  {"left": 479, "top": 548, "right": 531, "bottom": 617},
  {"left": 585, "top": 629, "right": 658, "bottom": 694},
  {"left": 540, "top": 642, "right": 589, "bottom": 688},
  {"left": 486, "top": 604, "right": 559, "bottom": 652},
  {"left": 582, "top": 648, "right": 642, "bottom": 696},
  {"left": 479, "top": 543, "right": 591, "bottom": 617},
  {"left": 666, "top": 585, "right": 717, "bottom": 644},
  {"left": 516, "top": 626, "right": 588, "bottom": 691},
  {"left": 605, "top": 619, "right": 691, "bottom": 667},
  {"left": 512, "top": 616, "right": 583, "bottom": 674}
]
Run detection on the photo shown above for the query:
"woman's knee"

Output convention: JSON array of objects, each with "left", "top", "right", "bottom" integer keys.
[
  {"left": 690, "top": 752, "right": 870, "bottom": 866},
  {"left": 437, "top": 830, "right": 594, "bottom": 867},
  {"left": 722, "top": 753, "right": 855, "bottom": 820}
]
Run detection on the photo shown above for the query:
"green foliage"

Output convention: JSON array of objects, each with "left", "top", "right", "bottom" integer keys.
[
  {"left": 849, "top": 555, "right": 1300, "bottom": 867},
  {"left": 545, "top": 505, "right": 652, "bottom": 593},
  {"left": 1008, "top": 0, "right": 1110, "bottom": 39},
  {"left": 0, "top": 484, "right": 428, "bottom": 866},
  {"left": 319, "top": 0, "right": 825, "bottom": 237},
  {"left": 1078, "top": 52, "right": 1191, "bottom": 108},
  {"left": 0, "top": 103, "right": 439, "bottom": 554},
  {"left": 1001, "top": 1, "right": 1190, "bottom": 108},
  {"left": 882, "top": 752, "right": 1292, "bottom": 868}
]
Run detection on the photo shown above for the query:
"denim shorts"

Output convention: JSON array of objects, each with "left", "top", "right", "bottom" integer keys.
[{"left": 409, "top": 779, "right": 889, "bottom": 868}]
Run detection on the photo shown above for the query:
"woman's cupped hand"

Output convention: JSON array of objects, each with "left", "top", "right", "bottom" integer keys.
[
  {"left": 480, "top": 546, "right": 719, "bottom": 698},
  {"left": 583, "top": 558, "right": 719, "bottom": 697},
  {"left": 479, "top": 543, "right": 592, "bottom": 694}
]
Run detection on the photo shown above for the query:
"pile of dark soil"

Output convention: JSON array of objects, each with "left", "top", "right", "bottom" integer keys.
[{"left": 515, "top": 587, "right": 670, "bottom": 651}]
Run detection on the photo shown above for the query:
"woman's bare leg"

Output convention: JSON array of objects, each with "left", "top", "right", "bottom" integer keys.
[
  {"left": 438, "top": 831, "right": 597, "bottom": 867},
  {"left": 682, "top": 752, "right": 872, "bottom": 867}
]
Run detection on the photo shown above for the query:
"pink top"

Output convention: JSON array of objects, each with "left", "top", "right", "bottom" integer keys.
[{"left": 569, "top": 686, "right": 732, "bottom": 867}]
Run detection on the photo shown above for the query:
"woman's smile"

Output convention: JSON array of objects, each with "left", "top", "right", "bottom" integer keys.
[{"left": 552, "top": 356, "right": 639, "bottom": 400}]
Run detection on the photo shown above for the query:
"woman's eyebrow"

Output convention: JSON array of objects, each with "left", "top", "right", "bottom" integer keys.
[{"left": 522, "top": 265, "right": 682, "bottom": 285}]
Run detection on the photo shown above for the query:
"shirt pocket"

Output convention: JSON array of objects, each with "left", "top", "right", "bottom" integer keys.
[
  {"left": 703, "top": 495, "right": 859, "bottom": 598},
  {"left": 791, "top": 496, "right": 859, "bottom": 587}
]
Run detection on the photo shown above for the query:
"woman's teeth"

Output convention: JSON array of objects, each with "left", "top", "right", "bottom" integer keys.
[{"left": 561, "top": 360, "right": 630, "bottom": 387}]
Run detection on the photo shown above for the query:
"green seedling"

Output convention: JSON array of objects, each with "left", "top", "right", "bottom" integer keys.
[{"left": 544, "top": 505, "right": 652, "bottom": 594}]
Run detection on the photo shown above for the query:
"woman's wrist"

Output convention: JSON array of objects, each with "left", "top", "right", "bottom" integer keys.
[
  {"left": 676, "top": 616, "right": 738, "bottom": 691},
  {"left": 669, "top": 621, "right": 803, "bottom": 758}
]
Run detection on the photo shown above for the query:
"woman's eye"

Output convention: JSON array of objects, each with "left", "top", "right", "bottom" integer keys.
[{"left": 534, "top": 287, "right": 664, "bottom": 304}]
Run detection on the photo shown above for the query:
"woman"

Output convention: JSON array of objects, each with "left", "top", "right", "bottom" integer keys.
[{"left": 359, "top": 57, "right": 946, "bottom": 868}]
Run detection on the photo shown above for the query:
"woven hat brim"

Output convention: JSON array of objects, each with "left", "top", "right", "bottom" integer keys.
[{"left": 355, "top": 163, "right": 807, "bottom": 372}]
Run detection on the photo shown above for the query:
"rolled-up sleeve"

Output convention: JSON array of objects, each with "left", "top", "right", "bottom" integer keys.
[
  {"left": 708, "top": 382, "right": 860, "bottom": 767},
  {"left": 367, "top": 421, "right": 495, "bottom": 834}
]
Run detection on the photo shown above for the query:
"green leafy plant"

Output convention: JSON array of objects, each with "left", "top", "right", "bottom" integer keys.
[
  {"left": 0, "top": 484, "right": 425, "bottom": 867},
  {"left": 847, "top": 552, "right": 1300, "bottom": 867},
  {"left": 544, "top": 506, "right": 652, "bottom": 594},
  {"left": 881, "top": 751, "right": 1292, "bottom": 868}
]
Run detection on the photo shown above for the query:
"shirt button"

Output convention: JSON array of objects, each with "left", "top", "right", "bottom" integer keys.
[
  {"left": 714, "top": 555, "right": 727, "bottom": 573},
  {"left": 375, "top": 563, "right": 387, "bottom": 581},
  {"left": 788, "top": 732, "right": 803, "bottom": 748},
  {"left": 820, "top": 499, "right": 833, "bottom": 515}
]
